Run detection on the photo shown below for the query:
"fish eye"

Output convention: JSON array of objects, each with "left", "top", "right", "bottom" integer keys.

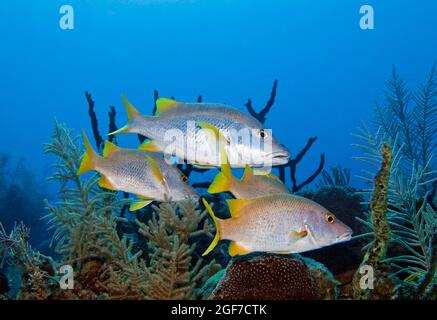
[
  {"left": 325, "top": 213, "right": 335, "bottom": 224},
  {"left": 258, "top": 129, "right": 268, "bottom": 139},
  {"left": 180, "top": 175, "right": 188, "bottom": 182}
]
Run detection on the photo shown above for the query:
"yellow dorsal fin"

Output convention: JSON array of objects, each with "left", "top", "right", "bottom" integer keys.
[
  {"left": 139, "top": 140, "right": 161, "bottom": 152},
  {"left": 146, "top": 155, "right": 164, "bottom": 182},
  {"left": 201, "top": 198, "right": 221, "bottom": 256},
  {"left": 241, "top": 165, "right": 253, "bottom": 181},
  {"left": 253, "top": 170, "right": 284, "bottom": 184},
  {"left": 228, "top": 242, "right": 250, "bottom": 257},
  {"left": 98, "top": 175, "right": 116, "bottom": 190},
  {"left": 103, "top": 141, "right": 120, "bottom": 158},
  {"left": 155, "top": 98, "right": 181, "bottom": 116},
  {"left": 129, "top": 199, "right": 153, "bottom": 211},
  {"left": 226, "top": 198, "right": 249, "bottom": 218}
]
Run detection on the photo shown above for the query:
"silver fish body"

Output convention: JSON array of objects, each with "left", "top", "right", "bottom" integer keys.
[
  {"left": 96, "top": 149, "right": 198, "bottom": 202},
  {"left": 115, "top": 98, "right": 291, "bottom": 168},
  {"left": 202, "top": 193, "right": 352, "bottom": 256}
]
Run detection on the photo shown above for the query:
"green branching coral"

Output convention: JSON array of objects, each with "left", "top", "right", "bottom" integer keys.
[
  {"left": 41, "top": 120, "right": 220, "bottom": 300},
  {"left": 136, "top": 201, "right": 219, "bottom": 300},
  {"left": 0, "top": 222, "right": 57, "bottom": 300},
  {"left": 43, "top": 120, "right": 130, "bottom": 269}
]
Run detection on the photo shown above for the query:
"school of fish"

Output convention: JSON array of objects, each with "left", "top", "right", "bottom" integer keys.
[{"left": 77, "top": 96, "right": 352, "bottom": 256}]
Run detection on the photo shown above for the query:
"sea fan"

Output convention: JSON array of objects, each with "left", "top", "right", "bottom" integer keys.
[{"left": 375, "top": 64, "right": 437, "bottom": 175}]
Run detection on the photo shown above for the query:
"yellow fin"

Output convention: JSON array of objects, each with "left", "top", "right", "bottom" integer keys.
[
  {"left": 228, "top": 242, "right": 250, "bottom": 256},
  {"left": 129, "top": 199, "right": 153, "bottom": 211},
  {"left": 289, "top": 230, "right": 308, "bottom": 242},
  {"left": 208, "top": 150, "right": 233, "bottom": 194},
  {"left": 253, "top": 170, "right": 284, "bottom": 184},
  {"left": 201, "top": 198, "right": 221, "bottom": 256},
  {"left": 208, "top": 173, "right": 230, "bottom": 194},
  {"left": 139, "top": 140, "right": 161, "bottom": 152},
  {"left": 196, "top": 121, "right": 227, "bottom": 144},
  {"left": 103, "top": 141, "right": 120, "bottom": 158},
  {"left": 226, "top": 198, "right": 249, "bottom": 218},
  {"left": 241, "top": 165, "right": 253, "bottom": 181},
  {"left": 108, "top": 95, "right": 140, "bottom": 136},
  {"left": 220, "top": 148, "right": 232, "bottom": 178},
  {"left": 155, "top": 98, "right": 181, "bottom": 116},
  {"left": 77, "top": 130, "right": 99, "bottom": 175},
  {"left": 98, "top": 176, "right": 116, "bottom": 190},
  {"left": 146, "top": 155, "right": 165, "bottom": 182}
]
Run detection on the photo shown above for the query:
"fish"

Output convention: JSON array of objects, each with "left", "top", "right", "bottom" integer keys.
[
  {"left": 201, "top": 194, "right": 352, "bottom": 256},
  {"left": 208, "top": 155, "right": 290, "bottom": 198},
  {"left": 77, "top": 131, "right": 198, "bottom": 210},
  {"left": 108, "top": 96, "right": 291, "bottom": 168}
]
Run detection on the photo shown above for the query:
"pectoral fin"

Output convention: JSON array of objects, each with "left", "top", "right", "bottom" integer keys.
[
  {"left": 196, "top": 121, "right": 227, "bottom": 145},
  {"left": 228, "top": 242, "right": 250, "bottom": 256},
  {"left": 145, "top": 155, "right": 165, "bottom": 182},
  {"left": 129, "top": 199, "right": 153, "bottom": 211},
  {"left": 289, "top": 229, "right": 308, "bottom": 242},
  {"left": 98, "top": 176, "right": 116, "bottom": 190}
]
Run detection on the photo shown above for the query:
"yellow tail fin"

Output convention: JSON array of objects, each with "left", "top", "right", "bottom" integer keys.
[
  {"left": 202, "top": 198, "right": 221, "bottom": 256},
  {"left": 108, "top": 95, "right": 141, "bottom": 136},
  {"left": 77, "top": 130, "right": 99, "bottom": 175}
]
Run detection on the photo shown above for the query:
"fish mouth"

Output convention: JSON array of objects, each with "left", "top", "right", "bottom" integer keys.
[
  {"left": 336, "top": 232, "right": 353, "bottom": 243},
  {"left": 269, "top": 151, "right": 291, "bottom": 164}
]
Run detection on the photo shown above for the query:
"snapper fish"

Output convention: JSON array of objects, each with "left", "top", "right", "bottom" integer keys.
[
  {"left": 201, "top": 194, "right": 352, "bottom": 256},
  {"left": 77, "top": 131, "right": 198, "bottom": 210},
  {"left": 109, "top": 96, "right": 290, "bottom": 168},
  {"left": 208, "top": 153, "right": 290, "bottom": 198}
]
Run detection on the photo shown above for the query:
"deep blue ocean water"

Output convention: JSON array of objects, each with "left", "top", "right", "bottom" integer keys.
[{"left": 1, "top": 0, "right": 436, "bottom": 193}]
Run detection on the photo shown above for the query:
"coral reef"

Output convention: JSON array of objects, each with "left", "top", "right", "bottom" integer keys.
[
  {"left": 0, "top": 121, "right": 221, "bottom": 300},
  {"left": 0, "top": 222, "right": 58, "bottom": 300},
  {"left": 135, "top": 201, "right": 221, "bottom": 299},
  {"left": 209, "top": 253, "right": 321, "bottom": 300}
]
